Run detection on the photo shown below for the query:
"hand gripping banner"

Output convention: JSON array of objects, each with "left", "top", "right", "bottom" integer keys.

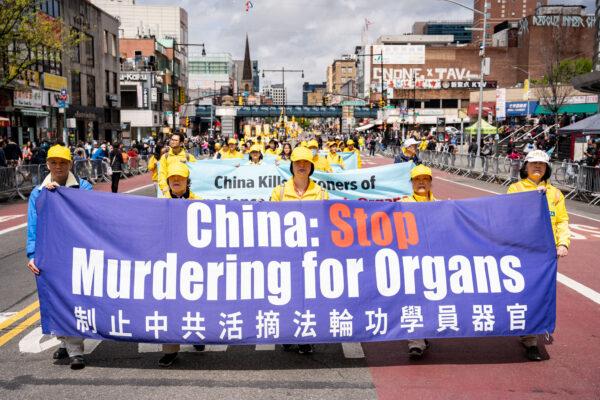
[{"left": 35, "top": 189, "right": 557, "bottom": 345}]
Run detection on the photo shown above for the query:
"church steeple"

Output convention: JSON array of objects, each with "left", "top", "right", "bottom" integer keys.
[{"left": 241, "top": 34, "right": 253, "bottom": 93}]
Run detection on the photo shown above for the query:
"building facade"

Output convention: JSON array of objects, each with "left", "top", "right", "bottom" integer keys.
[
  {"left": 302, "top": 82, "right": 327, "bottom": 105},
  {"left": 413, "top": 20, "right": 473, "bottom": 43}
]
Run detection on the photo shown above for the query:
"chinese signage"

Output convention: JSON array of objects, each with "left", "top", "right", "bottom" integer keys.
[
  {"left": 43, "top": 73, "right": 68, "bottom": 92},
  {"left": 14, "top": 89, "right": 43, "bottom": 108}
]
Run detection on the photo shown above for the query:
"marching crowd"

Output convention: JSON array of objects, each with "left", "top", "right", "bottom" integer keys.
[{"left": 23, "top": 127, "right": 571, "bottom": 370}]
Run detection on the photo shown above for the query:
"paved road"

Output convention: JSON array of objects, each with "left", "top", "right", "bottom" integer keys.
[{"left": 0, "top": 156, "right": 599, "bottom": 399}]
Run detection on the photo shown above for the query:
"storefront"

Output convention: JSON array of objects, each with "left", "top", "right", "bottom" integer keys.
[
  {"left": 13, "top": 89, "right": 49, "bottom": 145},
  {"left": 66, "top": 105, "right": 104, "bottom": 144}
]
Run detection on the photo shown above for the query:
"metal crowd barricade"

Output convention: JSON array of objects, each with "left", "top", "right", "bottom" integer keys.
[{"left": 0, "top": 164, "right": 47, "bottom": 200}]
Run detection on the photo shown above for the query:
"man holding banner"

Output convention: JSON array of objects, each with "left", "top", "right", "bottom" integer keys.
[
  {"left": 158, "top": 133, "right": 197, "bottom": 197},
  {"left": 343, "top": 139, "right": 362, "bottom": 169},
  {"left": 401, "top": 164, "right": 437, "bottom": 358},
  {"left": 26, "top": 145, "right": 93, "bottom": 370},
  {"left": 326, "top": 141, "right": 345, "bottom": 170}
]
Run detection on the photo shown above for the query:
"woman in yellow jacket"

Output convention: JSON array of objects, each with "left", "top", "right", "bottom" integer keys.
[
  {"left": 159, "top": 162, "right": 201, "bottom": 367},
  {"left": 507, "top": 149, "right": 570, "bottom": 362},
  {"left": 147, "top": 146, "right": 168, "bottom": 185},
  {"left": 271, "top": 147, "right": 328, "bottom": 354},
  {"left": 343, "top": 139, "right": 362, "bottom": 169}
]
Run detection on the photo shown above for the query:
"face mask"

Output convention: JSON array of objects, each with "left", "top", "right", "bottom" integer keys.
[{"left": 311, "top": 149, "right": 317, "bottom": 157}]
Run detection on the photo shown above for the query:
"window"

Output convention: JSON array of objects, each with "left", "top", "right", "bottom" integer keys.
[
  {"left": 71, "top": 29, "right": 80, "bottom": 63},
  {"left": 105, "top": 70, "right": 110, "bottom": 93},
  {"left": 84, "top": 34, "right": 94, "bottom": 66},
  {"left": 423, "top": 99, "right": 441, "bottom": 108},
  {"left": 112, "top": 72, "right": 118, "bottom": 94},
  {"left": 103, "top": 31, "right": 108, "bottom": 54},
  {"left": 86, "top": 74, "right": 96, "bottom": 107},
  {"left": 71, "top": 72, "right": 81, "bottom": 105},
  {"left": 110, "top": 34, "right": 117, "bottom": 57},
  {"left": 442, "top": 99, "right": 458, "bottom": 108}
]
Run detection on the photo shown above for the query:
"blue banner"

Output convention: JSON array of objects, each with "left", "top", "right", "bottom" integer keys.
[
  {"left": 35, "top": 189, "right": 557, "bottom": 345},
  {"left": 188, "top": 162, "right": 413, "bottom": 201},
  {"left": 506, "top": 101, "right": 538, "bottom": 117}
]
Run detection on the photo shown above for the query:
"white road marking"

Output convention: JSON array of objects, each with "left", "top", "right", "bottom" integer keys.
[
  {"left": 0, "top": 215, "right": 24, "bottom": 223},
  {"left": 557, "top": 273, "right": 600, "bottom": 305},
  {"left": 255, "top": 344, "right": 276, "bottom": 351},
  {"left": 341, "top": 342, "right": 365, "bottom": 358},
  {"left": 436, "top": 175, "right": 600, "bottom": 305},
  {"left": 0, "top": 312, "right": 16, "bottom": 323},
  {"left": 18, "top": 327, "right": 102, "bottom": 354}
]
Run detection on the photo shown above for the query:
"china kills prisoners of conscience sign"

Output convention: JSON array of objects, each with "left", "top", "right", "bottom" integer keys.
[{"left": 35, "top": 189, "right": 557, "bottom": 344}]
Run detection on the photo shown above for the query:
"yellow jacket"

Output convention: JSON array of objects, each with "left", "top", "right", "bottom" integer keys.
[
  {"left": 326, "top": 152, "right": 345, "bottom": 169},
  {"left": 270, "top": 179, "right": 329, "bottom": 201},
  {"left": 419, "top": 140, "right": 428, "bottom": 151},
  {"left": 158, "top": 149, "right": 197, "bottom": 193},
  {"left": 507, "top": 179, "right": 570, "bottom": 248},
  {"left": 147, "top": 155, "right": 159, "bottom": 182},
  {"left": 400, "top": 193, "right": 437, "bottom": 202},
  {"left": 265, "top": 148, "right": 280, "bottom": 156},
  {"left": 164, "top": 190, "right": 202, "bottom": 200},
  {"left": 343, "top": 147, "right": 362, "bottom": 168},
  {"left": 312, "top": 155, "right": 333, "bottom": 173}
]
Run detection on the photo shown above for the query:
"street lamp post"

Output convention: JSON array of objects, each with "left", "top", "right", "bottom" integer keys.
[{"left": 440, "top": 0, "right": 489, "bottom": 158}]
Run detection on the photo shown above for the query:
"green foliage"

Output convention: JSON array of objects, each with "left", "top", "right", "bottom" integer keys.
[{"left": 0, "top": 0, "right": 83, "bottom": 87}]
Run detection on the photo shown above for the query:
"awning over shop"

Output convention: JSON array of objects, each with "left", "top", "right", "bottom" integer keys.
[
  {"left": 534, "top": 103, "right": 598, "bottom": 115},
  {"left": 464, "top": 119, "right": 498, "bottom": 135},
  {"left": 557, "top": 114, "right": 600, "bottom": 134},
  {"left": 20, "top": 108, "right": 49, "bottom": 117},
  {"left": 356, "top": 123, "right": 374, "bottom": 131}
]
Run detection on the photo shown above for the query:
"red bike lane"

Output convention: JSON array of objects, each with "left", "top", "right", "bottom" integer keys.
[{"left": 0, "top": 173, "right": 153, "bottom": 234}]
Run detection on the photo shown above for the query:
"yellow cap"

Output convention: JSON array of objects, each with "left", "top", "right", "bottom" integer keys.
[
  {"left": 47, "top": 145, "right": 72, "bottom": 161},
  {"left": 328, "top": 141, "right": 337, "bottom": 147},
  {"left": 346, "top": 139, "right": 354, "bottom": 145},
  {"left": 410, "top": 164, "right": 432, "bottom": 179},
  {"left": 290, "top": 147, "right": 314, "bottom": 164},
  {"left": 215, "top": 143, "right": 221, "bottom": 149},
  {"left": 249, "top": 144, "right": 262, "bottom": 153},
  {"left": 307, "top": 139, "right": 319, "bottom": 148},
  {"left": 167, "top": 162, "right": 190, "bottom": 179},
  {"left": 228, "top": 138, "right": 237, "bottom": 145},
  {"left": 301, "top": 140, "right": 308, "bottom": 147}
]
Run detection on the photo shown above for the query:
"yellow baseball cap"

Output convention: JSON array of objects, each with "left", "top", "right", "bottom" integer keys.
[
  {"left": 47, "top": 145, "right": 72, "bottom": 161},
  {"left": 301, "top": 140, "right": 308, "bottom": 147},
  {"left": 410, "top": 164, "right": 432, "bottom": 179},
  {"left": 167, "top": 162, "right": 190, "bottom": 179},
  {"left": 346, "top": 139, "right": 355, "bottom": 145},
  {"left": 215, "top": 143, "right": 221, "bottom": 149},
  {"left": 228, "top": 138, "right": 237, "bottom": 145},
  {"left": 307, "top": 139, "right": 319, "bottom": 148},
  {"left": 249, "top": 144, "right": 262, "bottom": 153},
  {"left": 290, "top": 147, "right": 314, "bottom": 164}
]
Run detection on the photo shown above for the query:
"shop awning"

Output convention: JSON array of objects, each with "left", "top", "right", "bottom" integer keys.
[
  {"left": 558, "top": 114, "right": 600, "bottom": 134},
  {"left": 356, "top": 123, "right": 374, "bottom": 131},
  {"left": 20, "top": 108, "right": 49, "bottom": 117},
  {"left": 534, "top": 103, "right": 598, "bottom": 115}
]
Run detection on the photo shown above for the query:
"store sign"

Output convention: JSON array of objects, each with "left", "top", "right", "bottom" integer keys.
[
  {"left": 43, "top": 73, "right": 68, "bottom": 92},
  {"left": 506, "top": 101, "right": 538, "bottom": 117},
  {"left": 14, "top": 89, "right": 43, "bottom": 108},
  {"left": 441, "top": 81, "right": 497, "bottom": 89},
  {"left": 120, "top": 73, "right": 149, "bottom": 82},
  {"left": 372, "top": 45, "right": 425, "bottom": 65}
]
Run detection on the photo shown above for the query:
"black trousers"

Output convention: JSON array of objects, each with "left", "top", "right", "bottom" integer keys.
[{"left": 111, "top": 172, "right": 120, "bottom": 193}]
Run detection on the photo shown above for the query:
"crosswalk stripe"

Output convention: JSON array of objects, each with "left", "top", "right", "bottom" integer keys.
[{"left": 341, "top": 342, "right": 365, "bottom": 358}]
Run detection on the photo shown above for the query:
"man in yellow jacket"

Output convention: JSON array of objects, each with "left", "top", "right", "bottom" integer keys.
[
  {"left": 221, "top": 138, "right": 244, "bottom": 159},
  {"left": 343, "top": 139, "right": 362, "bottom": 169},
  {"left": 507, "top": 149, "right": 570, "bottom": 361},
  {"left": 401, "top": 164, "right": 436, "bottom": 359},
  {"left": 307, "top": 139, "right": 333, "bottom": 173},
  {"left": 326, "top": 141, "right": 345, "bottom": 169},
  {"left": 158, "top": 133, "right": 197, "bottom": 196}
]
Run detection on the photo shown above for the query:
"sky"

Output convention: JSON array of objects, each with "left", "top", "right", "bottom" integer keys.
[{"left": 139, "top": 0, "right": 595, "bottom": 103}]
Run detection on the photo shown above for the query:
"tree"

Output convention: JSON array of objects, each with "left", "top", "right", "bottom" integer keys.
[
  {"left": 0, "top": 0, "right": 82, "bottom": 88},
  {"left": 534, "top": 27, "right": 593, "bottom": 124}
]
